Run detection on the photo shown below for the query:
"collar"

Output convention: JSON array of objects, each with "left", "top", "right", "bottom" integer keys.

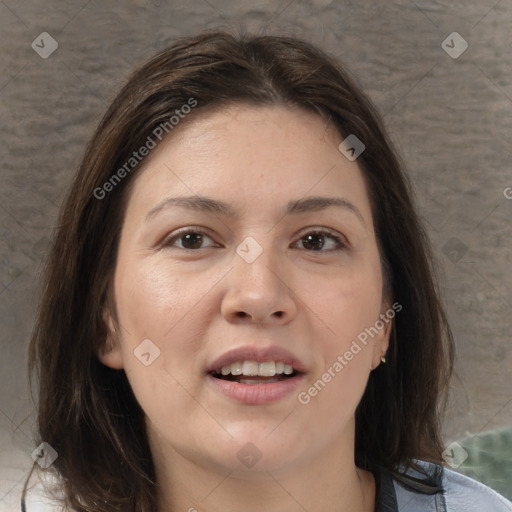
[{"left": 372, "top": 459, "right": 446, "bottom": 512}]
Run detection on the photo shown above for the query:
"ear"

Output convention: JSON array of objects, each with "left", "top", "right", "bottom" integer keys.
[
  {"left": 370, "top": 305, "right": 393, "bottom": 370},
  {"left": 97, "top": 307, "right": 125, "bottom": 370}
]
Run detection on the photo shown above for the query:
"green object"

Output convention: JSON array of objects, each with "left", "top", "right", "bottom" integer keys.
[{"left": 454, "top": 424, "right": 512, "bottom": 500}]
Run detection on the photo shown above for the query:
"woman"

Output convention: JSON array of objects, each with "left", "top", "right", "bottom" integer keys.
[{"left": 25, "top": 30, "right": 512, "bottom": 511}]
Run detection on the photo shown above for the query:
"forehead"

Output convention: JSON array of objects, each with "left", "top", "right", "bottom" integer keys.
[{"left": 123, "top": 103, "right": 373, "bottom": 225}]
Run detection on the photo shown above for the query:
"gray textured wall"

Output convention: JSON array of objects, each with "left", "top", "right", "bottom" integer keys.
[{"left": 1, "top": 0, "right": 511, "bottom": 509}]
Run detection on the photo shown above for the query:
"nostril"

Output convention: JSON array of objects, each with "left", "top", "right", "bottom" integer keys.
[{"left": 232, "top": 310, "right": 285, "bottom": 321}]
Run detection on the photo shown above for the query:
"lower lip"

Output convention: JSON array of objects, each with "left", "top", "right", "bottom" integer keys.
[{"left": 206, "top": 373, "right": 306, "bottom": 404}]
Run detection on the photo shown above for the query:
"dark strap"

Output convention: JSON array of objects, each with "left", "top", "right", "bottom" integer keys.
[{"left": 374, "top": 465, "right": 399, "bottom": 512}]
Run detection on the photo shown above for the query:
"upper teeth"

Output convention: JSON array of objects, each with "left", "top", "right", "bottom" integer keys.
[{"left": 219, "top": 361, "right": 294, "bottom": 377}]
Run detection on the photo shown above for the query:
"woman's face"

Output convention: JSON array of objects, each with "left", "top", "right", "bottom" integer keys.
[{"left": 100, "top": 104, "right": 390, "bottom": 474}]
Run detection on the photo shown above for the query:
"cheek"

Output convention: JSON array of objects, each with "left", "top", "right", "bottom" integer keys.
[
  {"left": 113, "top": 260, "right": 208, "bottom": 405},
  {"left": 319, "top": 257, "right": 384, "bottom": 343},
  {"left": 303, "top": 257, "right": 383, "bottom": 405},
  {"left": 115, "top": 258, "right": 207, "bottom": 343}
]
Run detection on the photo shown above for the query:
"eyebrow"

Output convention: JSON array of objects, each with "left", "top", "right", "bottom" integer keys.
[{"left": 145, "top": 195, "right": 366, "bottom": 227}]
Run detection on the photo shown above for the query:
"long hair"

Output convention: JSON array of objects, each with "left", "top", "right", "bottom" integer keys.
[{"left": 27, "top": 29, "right": 454, "bottom": 511}]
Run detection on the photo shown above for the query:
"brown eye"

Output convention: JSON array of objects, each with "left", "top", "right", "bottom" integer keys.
[
  {"left": 178, "top": 232, "right": 205, "bottom": 249},
  {"left": 295, "top": 230, "right": 346, "bottom": 252},
  {"left": 162, "top": 229, "right": 217, "bottom": 250},
  {"left": 301, "top": 233, "right": 325, "bottom": 251}
]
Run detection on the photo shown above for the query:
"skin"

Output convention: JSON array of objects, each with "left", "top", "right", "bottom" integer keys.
[{"left": 99, "top": 104, "right": 391, "bottom": 512}]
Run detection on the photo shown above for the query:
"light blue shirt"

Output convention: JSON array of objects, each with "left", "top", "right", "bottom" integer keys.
[{"left": 381, "top": 459, "right": 512, "bottom": 511}]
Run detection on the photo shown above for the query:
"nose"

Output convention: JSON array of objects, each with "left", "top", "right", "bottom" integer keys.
[{"left": 220, "top": 241, "right": 298, "bottom": 326}]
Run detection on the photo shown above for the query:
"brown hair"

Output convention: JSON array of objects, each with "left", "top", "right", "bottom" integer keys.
[{"left": 26, "top": 29, "right": 454, "bottom": 511}]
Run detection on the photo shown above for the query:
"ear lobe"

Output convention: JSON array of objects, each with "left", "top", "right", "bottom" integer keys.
[{"left": 97, "top": 308, "right": 124, "bottom": 370}]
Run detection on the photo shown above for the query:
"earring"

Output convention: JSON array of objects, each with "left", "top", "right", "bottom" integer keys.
[
  {"left": 380, "top": 355, "right": 386, "bottom": 363},
  {"left": 103, "top": 336, "right": 114, "bottom": 354}
]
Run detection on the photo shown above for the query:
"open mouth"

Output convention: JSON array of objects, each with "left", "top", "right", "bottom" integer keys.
[
  {"left": 211, "top": 373, "right": 300, "bottom": 384},
  {"left": 210, "top": 360, "right": 301, "bottom": 385}
]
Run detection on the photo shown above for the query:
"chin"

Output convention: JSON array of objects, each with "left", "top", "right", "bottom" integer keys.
[{"left": 208, "top": 429, "right": 308, "bottom": 474}]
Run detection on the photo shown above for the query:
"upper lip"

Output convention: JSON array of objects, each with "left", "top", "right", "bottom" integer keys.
[{"left": 207, "top": 345, "right": 308, "bottom": 374}]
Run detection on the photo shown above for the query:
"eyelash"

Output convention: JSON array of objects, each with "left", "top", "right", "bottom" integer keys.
[{"left": 161, "top": 227, "right": 347, "bottom": 252}]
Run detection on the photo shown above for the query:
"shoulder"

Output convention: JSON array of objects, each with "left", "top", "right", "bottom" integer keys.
[
  {"left": 441, "top": 465, "right": 512, "bottom": 512},
  {"left": 393, "top": 459, "right": 512, "bottom": 512}
]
